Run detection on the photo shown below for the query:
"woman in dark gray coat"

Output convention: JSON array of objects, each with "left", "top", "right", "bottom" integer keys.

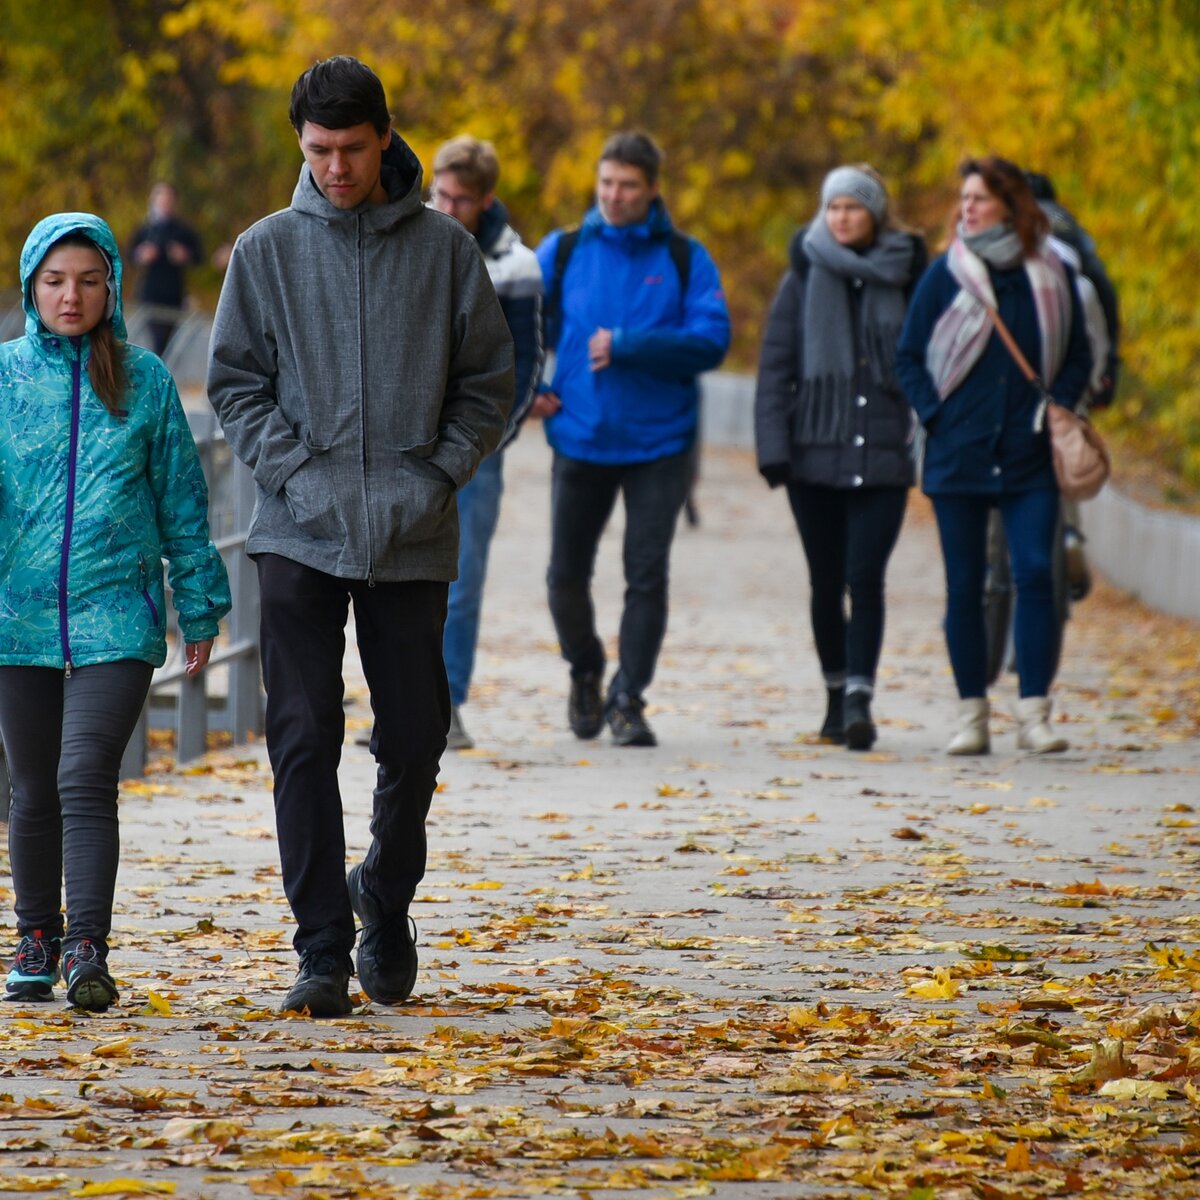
[{"left": 755, "top": 166, "right": 926, "bottom": 750}]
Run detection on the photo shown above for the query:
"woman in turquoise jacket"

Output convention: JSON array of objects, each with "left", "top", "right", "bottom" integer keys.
[{"left": 0, "top": 213, "right": 231, "bottom": 1010}]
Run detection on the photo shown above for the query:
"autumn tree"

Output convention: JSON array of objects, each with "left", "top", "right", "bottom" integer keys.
[{"left": 2, "top": 0, "right": 1198, "bottom": 479}]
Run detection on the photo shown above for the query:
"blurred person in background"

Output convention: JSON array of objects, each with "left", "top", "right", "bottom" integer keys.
[
  {"left": 430, "top": 135, "right": 543, "bottom": 751},
  {"left": 536, "top": 131, "right": 730, "bottom": 748},
  {"left": 128, "top": 182, "right": 203, "bottom": 356},
  {"left": 896, "top": 157, "right": 1092, "bottom": 756},
  {"left": 755, "top": 166, "right": 927, "bottom": 751}
]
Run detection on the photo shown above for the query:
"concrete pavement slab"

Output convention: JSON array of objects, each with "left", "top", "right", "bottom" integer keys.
[{"left": 0, "top": 434, "right": 1197, "bottom": 1198}]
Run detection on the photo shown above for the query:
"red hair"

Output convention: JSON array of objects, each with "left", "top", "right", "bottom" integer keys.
[{"left": 958, "top": 156, "right": 1049, "bottom": 257}]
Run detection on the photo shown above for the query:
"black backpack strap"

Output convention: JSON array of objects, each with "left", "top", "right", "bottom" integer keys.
[
  {"left": 546, "top": 226, "right": 692, "bottom": 338},
  {"left": 545, "top": 226, "right": 582, "bottom": 333},
  {"left": 667, "top": 231, "right": 692, "bottom": 299}
]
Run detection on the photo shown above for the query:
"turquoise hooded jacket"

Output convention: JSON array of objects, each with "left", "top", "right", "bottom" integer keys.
[{"left": 0, "top": 212, "right": 231, "bottom": 669}]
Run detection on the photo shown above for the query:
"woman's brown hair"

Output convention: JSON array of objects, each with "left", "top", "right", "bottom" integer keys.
[
  {"left": 958, "top": 156, "right": 1049, "bottom": 257},
  {"left": 37, "top": 234, "right": 128, "bottom": 417}
]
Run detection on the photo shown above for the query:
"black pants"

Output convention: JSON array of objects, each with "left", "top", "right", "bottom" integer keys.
[
  {"left": 0, "top": 660, "right": 153, "bottom": 956},
  {"left": 256, "top": 554, "right": 449, "bottom": 958},
  {"left": 546, "top": 449, "right": 692, "bottom": 703},
  {"left": 786, "top": 483, "right": 908, "bottom": 690}
]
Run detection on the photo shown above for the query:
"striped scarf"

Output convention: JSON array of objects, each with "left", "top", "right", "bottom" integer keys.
[{"left": 925, "top": 232, "right": 1071, "bottom": 400}]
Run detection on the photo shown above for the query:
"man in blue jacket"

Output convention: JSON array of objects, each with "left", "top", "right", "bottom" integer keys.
[{"left": 537, "top": 131, "right": 730, "bottom": 747}]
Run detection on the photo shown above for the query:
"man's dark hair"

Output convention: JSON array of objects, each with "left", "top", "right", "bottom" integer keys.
[
  {"left": 599, "top": 131, "right": 664, "bottom": 185},
  {"left": 289, "top": 56, "right": 390, "bottom": 135}
]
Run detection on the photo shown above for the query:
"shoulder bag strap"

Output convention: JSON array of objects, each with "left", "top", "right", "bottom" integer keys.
[{"left": 983, "top": 304, "right": 1054, "bottom": 431}]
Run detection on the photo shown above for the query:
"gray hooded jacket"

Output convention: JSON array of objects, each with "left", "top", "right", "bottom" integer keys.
[{"left": 207, "top": 134, "right": 514, "bottom": 582}]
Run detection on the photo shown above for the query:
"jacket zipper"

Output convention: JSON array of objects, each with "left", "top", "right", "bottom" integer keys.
[
  {"left": 358, "top": 214, "right": 375, "bottom": 587},
  {"left": 59, "top": 341, "right": 83, "bottom": 676},
  {"left": 138, "top": 553, "right": 160, "bottom": 625}
]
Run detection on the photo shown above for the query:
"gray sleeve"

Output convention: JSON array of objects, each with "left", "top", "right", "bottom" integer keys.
[{"left": 206, "top": 238, "right": 312, "bottom": 496}]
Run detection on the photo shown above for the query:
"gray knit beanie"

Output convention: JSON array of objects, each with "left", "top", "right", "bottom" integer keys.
[{"left": 820, "top": 166, "right": 888, "bottom": 224}]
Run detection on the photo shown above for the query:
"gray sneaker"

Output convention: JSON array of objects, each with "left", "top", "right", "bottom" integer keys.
[{"left": 446, "top": 706, "right": 474, "bottom": 750}]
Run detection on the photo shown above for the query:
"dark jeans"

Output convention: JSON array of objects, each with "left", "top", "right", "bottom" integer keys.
[
  {"left": 931, "top": 489, "right": 1060, "bottom": 699},
  {"left": 786, "top": 483, "right": 908, "bottom": 690},
  {"left": 256, "top": 554, "right": 449, "bottom": 959},
  {"left": 547, "top": 449, "right": 692, "bottom": 702},
  {"left": 0, "top": 660, "right": 153, "bottom": 955}
]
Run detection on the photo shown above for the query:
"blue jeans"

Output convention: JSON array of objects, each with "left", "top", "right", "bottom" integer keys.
[
  {"left": 547, "top": 449, "right": 692, "bottom": 703},
  {"left": 443, "top": 452, "right": 504, "bottom": 708},
  {"left": 932, "top": 489, "right": 1060, "bottom": 699}
]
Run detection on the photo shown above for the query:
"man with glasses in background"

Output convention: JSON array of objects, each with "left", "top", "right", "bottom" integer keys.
[{"left": 429, "top": 136, "right": 544, "bottom": 750}]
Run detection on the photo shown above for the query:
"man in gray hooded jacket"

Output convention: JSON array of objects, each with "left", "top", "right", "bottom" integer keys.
[{"left": 208, "top": 56, "right": 514, "bottom": 1017}]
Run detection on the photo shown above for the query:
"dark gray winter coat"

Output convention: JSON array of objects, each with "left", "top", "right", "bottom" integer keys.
[
  {"left": 208, "top": 134, "right": 514, "bottom": 582},
  {"left": 755, "top": 228, "right": 926, "bottom": 490}
]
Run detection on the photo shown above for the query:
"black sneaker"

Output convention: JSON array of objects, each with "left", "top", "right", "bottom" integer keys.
[
  {"left": 843, "top": 690, "right": 877, "bottom": 751},
  {"left": 62, "top": 939, "right": 118, "bottom": 1011},
  {"left": 347, "top": 863, "right": 418, "bottom": 1005},
  {"left": 5, "top": 930, "right": 62, "bottom": 1002},
  {"left": 280, "top": 946, "right": 353, "bottom": 1017},
  {"left": 568, "top": 672, "right": 604, "bottom": 739},
  {"left": 819, "top": 687, "right": 846, "bottom": 743},
  {"left": 606, "top": 693, "right": 657, "bottom": 747}
]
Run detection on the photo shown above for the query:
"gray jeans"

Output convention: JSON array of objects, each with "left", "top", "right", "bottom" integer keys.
[{"left": 0, "top": 661, "right": 153, "bottom": 955}]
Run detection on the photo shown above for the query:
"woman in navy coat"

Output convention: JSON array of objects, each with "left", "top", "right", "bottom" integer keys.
[{"left": 896, "top": 157, "right": 1091, "bottom": 755}]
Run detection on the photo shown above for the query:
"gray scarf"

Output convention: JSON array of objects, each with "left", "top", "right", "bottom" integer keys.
[
  {"left": 798, "top": 219, "right": 916, "bottom": 444},
  {"left": 959, "top": 221, "right": 1024, "bottom": 269}
]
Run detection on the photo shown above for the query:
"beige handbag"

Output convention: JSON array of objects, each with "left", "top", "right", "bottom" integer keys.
[{"left": 984, "top": 306, "right": 1111, "bottom": 501}]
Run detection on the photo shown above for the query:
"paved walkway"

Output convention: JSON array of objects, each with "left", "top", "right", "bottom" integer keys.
[{"left": 1, "top": 434, "right": 1197, "bottom": 1198}]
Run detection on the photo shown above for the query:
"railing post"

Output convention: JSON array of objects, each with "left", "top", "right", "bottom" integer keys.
[
  {"left": 228, "top": 458, "right": 263, "bottom": 743},
  {"left": 176, "top": 671, "right": 209, "bottom": 763}
]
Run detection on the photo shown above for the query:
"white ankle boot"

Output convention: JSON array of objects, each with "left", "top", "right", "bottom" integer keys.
[
  {"left": 947, "top": 697, "right": 990, "bottom": 755},
  {"left": 1016, "top": 696, "right": 1068, "bottom": 753}
]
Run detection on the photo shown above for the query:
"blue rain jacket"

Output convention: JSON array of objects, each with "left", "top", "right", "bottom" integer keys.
[
  {"left": 0, "top": 213, "right": 230, "bottom": 669},
  {"left": 537, "top": 199, "right": 730, "bottom": 464}
]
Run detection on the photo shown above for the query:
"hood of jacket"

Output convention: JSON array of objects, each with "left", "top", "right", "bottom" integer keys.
[
  {"left": 20, "top": 212, "right": 128, "bottom": 345},
  {"left": 477, "top": 198, "right": 512, "bottom": 255},
  {"left": 290, "top": 130, "right": 425, "bottom": 232},
  {"left": 579, "top": 195, "right": 676, "bottom": 246}
]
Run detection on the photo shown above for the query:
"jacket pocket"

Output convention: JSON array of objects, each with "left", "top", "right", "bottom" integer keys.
[
  {"left": 282, "top": 453, "right": 342, "bottom": 542},
  {"left": 381, "top": 452, "right": 456, "bottom": 550}
]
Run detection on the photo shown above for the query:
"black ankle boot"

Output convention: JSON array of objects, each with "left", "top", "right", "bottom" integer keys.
[
  {"left": 819, "top": 687, "right": 845, "bottom": 743},
  {"left": 844, "top": 690, "right": 876, "bottom": 751}
]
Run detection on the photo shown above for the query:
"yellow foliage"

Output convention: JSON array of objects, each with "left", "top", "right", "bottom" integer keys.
[{"left": 1, "top": 0, "right": 1196, "bottom": 473}]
